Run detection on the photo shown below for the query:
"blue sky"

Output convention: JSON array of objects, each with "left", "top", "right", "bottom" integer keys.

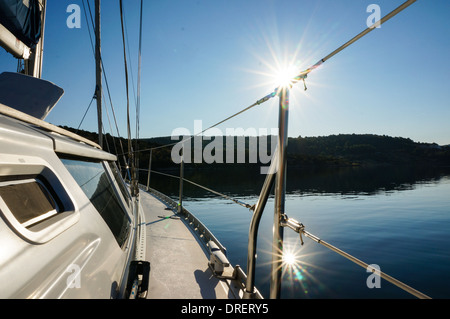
[{"left": 1, "top": 0, "right": 449, "bottom": 145}]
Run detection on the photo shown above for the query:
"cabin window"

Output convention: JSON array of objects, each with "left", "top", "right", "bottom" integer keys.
[
  {"left": 108, "top": 161, "right": 131, "bottom": 206},
  {"left": 61, "top": 159, "right": 130, "bottom": 248},
  {"left": 0, "top": 178, "right": 59, "bottom": 228},
  {"left": 0, "top": 162, "right": 78, "bottom": 244}
]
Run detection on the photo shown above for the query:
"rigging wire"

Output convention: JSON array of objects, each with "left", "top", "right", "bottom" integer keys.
[
  {"left": 119, "top": 0, "right": 131, "bottom": 152},
  {"left": 126, "top": 0, "right": 417, "bottom": 158},
  {"left": 102, "top": 90, "right": 119, "bottom": 156},
  {"left": 117, "top": 0, "right": 420, "bottom": 165},
  {"left": 122, "top": 97, "right": 268, "bottom": 156},
  {"left": 136, "top": 0, "right": 144, "bottom": 166},
  {"left": 110, "top": 0, "right": 144, "bottom": 175},
  {"left": 102, "top": 125, "right": 111, "bottom": 153},
  {"left": 118, "top": 1, "right": 138, "bottom": 174},
  {"left": 121, "top": 1, "right": 418, "bottom": 156},
  {"left": 289, "top": 0, "right": 418, "bottom": 88},
  {"left": 76, "top": 95, "right": 95, "bottom": 132},
  {"left": 80, "top": 1, "right": 127, "bottom": 171},
  {"left": 123, "top": 13, "right": 138, "bottom": 112},
  {"left": 81, "top": 0, "right": 95, "bottom": 54},
  {"left": 129, "top": 0, "right": 144, "bottom": 186},
  {"left": 119, "top": 0, "right": 137, "bottom": 194},
  {"left": 82, "top": 0, "right": 128, "bottom": 168}
]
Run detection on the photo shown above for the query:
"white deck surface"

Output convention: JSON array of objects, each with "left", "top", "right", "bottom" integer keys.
[{"left": 139, "top": 191, "right": 234, "bottom": 299}]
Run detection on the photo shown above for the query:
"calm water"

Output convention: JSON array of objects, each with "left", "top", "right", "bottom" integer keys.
[{"left": 146, "top": 165, "right": 450, "bottom": 299}]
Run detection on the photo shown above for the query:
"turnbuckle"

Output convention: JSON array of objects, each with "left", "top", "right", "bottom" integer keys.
[
  {"left": 280, "top": 214, "right": 305, "bottom": 245},
  {"left": 292, "top": 73, "right": 308, "bottom": 91}
]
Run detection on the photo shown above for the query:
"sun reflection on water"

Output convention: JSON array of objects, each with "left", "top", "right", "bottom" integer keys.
[
  {"left": 255, "top": 233, "right": 330, "bottom": 298},
  {"left": 280, "top": 241, "right": 328, "bottom": 298}
]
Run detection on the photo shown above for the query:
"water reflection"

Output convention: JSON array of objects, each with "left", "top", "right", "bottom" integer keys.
[
  {"left": 143, "top": 165, "right": 450, "bottom": 298},
  {"left": 145, "top": 165, "right": 450, "bottom": 199}
]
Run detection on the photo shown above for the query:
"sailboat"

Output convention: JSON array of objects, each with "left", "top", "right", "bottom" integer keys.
[
  {"left": 0, "top": 0, "right": 256, "bottom": 299},
  {"left": 0, "top": 0, "right": 431, "bottom": 300}
]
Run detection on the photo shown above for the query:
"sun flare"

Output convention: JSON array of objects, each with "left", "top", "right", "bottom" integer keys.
[
  {"left": 282, "top": 251, "right": 297, "bottom": 266},
  {"left": 273, "top": 65, "right": 299, "bottom": 89}
]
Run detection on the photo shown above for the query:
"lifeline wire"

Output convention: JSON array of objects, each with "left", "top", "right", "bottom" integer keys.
[
  {"left": 139, "top": 168, "right": 254, "bottom": 210},
  {"left": 280, "top": 215, "right": 431, "bottom": 299},
  {"left": 301, "top": 229, "right": 431, "bottom": 299}
]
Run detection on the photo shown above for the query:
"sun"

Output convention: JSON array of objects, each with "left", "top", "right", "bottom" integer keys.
[
  {"left": 282, "top": 250, "right": 297, "bottom": 266},
  {"left": 273, "top": 65, "right": 299, "bottom": 89}
]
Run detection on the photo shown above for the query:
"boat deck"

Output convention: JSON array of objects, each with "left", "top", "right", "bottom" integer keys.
[{"left": 139, "top": 190, "right": 234, "bottom": 299}]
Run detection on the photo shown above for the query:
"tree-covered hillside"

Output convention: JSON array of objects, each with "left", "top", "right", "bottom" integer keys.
[{"left": 60, "top": 126, "right": 450, "bottom": 169}]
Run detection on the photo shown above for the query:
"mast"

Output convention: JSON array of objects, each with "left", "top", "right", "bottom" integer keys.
[
  {"left": 22, "top": 0, "right": 46, "bottom": 78},
  {"left": 95, "top": 0, "right": 103, "bottom": 148},
  {"left": 33, "top": 0, "right": 46, "bottom": 78}
]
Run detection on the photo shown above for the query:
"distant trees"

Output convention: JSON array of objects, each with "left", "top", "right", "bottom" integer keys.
[
  {"left": 287, "top": 134, "right": 449, "bottom": 166},
  {"left": 62, "top": 126, "right": 450, "bottom": 170}
]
